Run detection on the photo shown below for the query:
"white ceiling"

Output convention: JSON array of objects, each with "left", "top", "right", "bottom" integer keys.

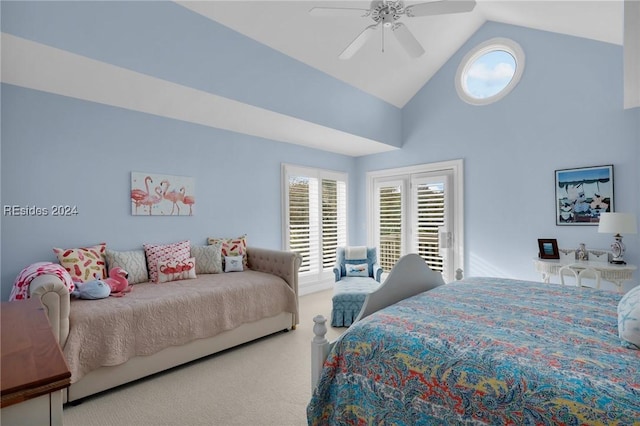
[{"left": 179, "top": 0, "right": 625, "bottom": 108}]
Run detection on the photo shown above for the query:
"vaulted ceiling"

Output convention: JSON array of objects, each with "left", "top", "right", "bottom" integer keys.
[{"left": 3, "top": 1, "right": 637, "bottom": 159}]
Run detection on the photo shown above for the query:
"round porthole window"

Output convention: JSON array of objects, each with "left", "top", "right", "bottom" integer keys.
[{"left": 455, "top": 38, "right": 525, "bottom": 105}]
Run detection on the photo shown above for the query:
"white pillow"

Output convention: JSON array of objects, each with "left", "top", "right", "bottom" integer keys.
[
  {"left": 345, "top": 263, "right": 369, "bottom": 277},
  {"left": 224, "top": 255, "right": 244, "bottom": 273},
  {"left": 105, "top": 249, "right": 149, "bottom": 284},
  {"left": 191, "top": 242, "right": 223, "bottom": 274},
  {"left": 618, "top": 285, "right": 640, "bottom": 349}
]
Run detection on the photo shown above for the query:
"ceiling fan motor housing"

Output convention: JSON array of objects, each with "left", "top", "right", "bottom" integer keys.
[{"left": 371, "top": 0, "right": 405, "bottom": 27}]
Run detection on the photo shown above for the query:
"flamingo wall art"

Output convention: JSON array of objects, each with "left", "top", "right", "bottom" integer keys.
[{"left": 131, "top": 172, "right": 195, "bottom": 216}]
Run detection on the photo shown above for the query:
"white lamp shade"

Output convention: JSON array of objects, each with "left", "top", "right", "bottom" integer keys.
[{"left": 598, "top": 212, "right": 638, "bottom": 234}]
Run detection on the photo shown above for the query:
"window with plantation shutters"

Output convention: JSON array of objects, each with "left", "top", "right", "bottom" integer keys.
[
  {"left": 367, "top": 160, "right": 463, "bottom": 282},
  {"left": 283, "top": 165, "right": 347, "bottom": 286}
]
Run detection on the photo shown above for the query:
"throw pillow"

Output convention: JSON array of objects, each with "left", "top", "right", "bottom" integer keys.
[
  {"left": 618, "top": 285, "right": 640, "bottom": 349},
  {"left": 191, "top": 242, "right": 223, "bottom": 274},
  {"left": 143, "top": 240, "right": 190, "bottom": 283},
  {"left": 105, "top": 249, "right": 149, "bottom": 284},
  {"left": 224, "top": 255, "right": 244, "bottom": 273},
  {"left": 157, "top": 257, "right": 197, "bottom": 283},
  {"left": 345, "top": 263, "right": 369, "bottom": 277},
  {"left": 208, "top": 235, "right": 248, "bottom": 268},
  {"left": 53, "top": 242, "right": 107, "bottom": 282}
]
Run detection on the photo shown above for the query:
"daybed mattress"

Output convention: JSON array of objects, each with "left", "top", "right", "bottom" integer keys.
[
  {"left": 308, "top": 277, "right": 640, "bottom": 425},
  {"left": 65, "top": 270, "right": 297, "bottom": 382}
]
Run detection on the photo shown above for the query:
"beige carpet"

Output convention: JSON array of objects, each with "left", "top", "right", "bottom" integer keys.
[{"left": 63, "top": 289, "right": 344, "bottom": 426}]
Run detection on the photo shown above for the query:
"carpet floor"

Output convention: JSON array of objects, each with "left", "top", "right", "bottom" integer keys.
[{"left": 63, "top": 289, "right": 345, "bottom": 426}]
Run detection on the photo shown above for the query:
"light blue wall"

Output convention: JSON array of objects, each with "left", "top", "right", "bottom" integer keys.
[
  {"left": 0, "top": 84, "right": 358, "bottom": 300},
  {"left": 355, "top": 22, "right": 639, "bottom": 287},
  {"left": 0, "top": 1, "right": 401, "bottom": 147}
]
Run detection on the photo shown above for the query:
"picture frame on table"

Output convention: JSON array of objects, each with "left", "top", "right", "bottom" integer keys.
[
  {"left": 555, "top": 165, "right": 613, "bottom": 226},
  {"left": 538, "top": 239, "right": 559, "bottom": 260}
]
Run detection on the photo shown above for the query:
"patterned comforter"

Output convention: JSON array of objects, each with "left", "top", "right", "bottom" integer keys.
[{"left": 307, "top": 277, "right": 640, "bottom": 425}]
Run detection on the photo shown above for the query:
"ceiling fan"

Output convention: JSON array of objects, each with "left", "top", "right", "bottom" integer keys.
[{"left": 310, "top": 0, "right": 476, "bottom": 59}]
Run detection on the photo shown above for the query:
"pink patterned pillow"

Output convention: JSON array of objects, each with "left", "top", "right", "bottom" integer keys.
[
  {"left": 157, "top": 257, "right": 197, "bottom": 283},
  {"left": 143, "top": 240, "right": 190, "bottom": 283}
]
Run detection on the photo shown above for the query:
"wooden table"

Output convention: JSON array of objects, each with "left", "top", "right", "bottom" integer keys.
[{"left": 1, "top": 298, "right": 70, "bottom": 425}]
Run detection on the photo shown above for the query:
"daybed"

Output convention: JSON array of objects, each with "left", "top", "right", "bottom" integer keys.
[
  {"left": 27, "top": 246, "right": 300, "bottom": 403},
  {"left": 309, "top": 254, "right": 640, "bottom": 425}
]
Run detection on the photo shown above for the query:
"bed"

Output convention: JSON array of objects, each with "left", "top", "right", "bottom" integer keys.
[{"left": 308, "top": 254, "right": 640, "bottom": 425}]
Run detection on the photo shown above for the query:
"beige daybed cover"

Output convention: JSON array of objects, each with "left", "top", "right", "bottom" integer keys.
[{"left": 64, "top": 271, "right": 297, "bottom": 382}]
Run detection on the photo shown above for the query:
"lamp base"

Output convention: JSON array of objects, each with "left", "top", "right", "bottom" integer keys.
[{"left": 610, "top": 236, "right": 626, "bottom": 265}]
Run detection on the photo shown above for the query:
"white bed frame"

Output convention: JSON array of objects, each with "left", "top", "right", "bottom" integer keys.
[{"left": 311, "top": 254, "right": 446, "bottom": 389}]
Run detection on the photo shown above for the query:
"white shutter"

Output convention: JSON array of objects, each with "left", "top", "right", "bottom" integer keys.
[
  {"left": 288, "top": 176, "right": 313, "bottom": 273},
  {"left": 307, "top": 178, "right": 320, "bottom": 274},
  {"left": 376, "top": 180, "right": 404, "bottom": 272},
  {"left": 321, "top": 179, "right": 347, "bottom": 270},
  {"left": 412, "top": 177, "right": 446, "bottom": 273}
]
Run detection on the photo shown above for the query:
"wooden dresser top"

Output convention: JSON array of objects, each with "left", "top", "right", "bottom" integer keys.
[{"left": 1, "top": 298, "right": 70, "bottom": 408}]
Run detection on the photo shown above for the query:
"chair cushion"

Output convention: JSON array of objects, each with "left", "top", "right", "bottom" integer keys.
[
  {"left": 332, "top": 277, "right": 381, "bottom": 327},
  {"left": 334, "top": 277, "right": 381, "bottom": 294}
]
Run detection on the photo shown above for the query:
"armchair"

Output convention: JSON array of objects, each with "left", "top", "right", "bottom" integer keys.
[
  {"left": 333, "top": 246, "right": 383, "bottom": 283},
  {"left": 331, "top": 246, "right": 383, "bottom": 327}
]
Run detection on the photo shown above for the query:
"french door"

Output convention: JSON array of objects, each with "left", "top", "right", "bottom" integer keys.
[{"left": 368, "top": 160, "right": 463, "bottom": 282}]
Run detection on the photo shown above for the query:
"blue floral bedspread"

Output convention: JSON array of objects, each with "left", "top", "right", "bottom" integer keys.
[{"left": 307, "top": 277, "right": 640, "bottom": 425}]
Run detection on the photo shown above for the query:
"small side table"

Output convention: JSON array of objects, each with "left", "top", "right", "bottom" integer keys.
[
  {"left": 1, "top": 298, "right": 71, "bottom": 426},
  {"left": 533, "top": 258, "right": 637, "bottom": 292}
]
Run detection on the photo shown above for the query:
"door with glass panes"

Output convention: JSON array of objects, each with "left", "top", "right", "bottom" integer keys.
[{"left": 372, "top": 166, "right": 459, "bottom": 282}]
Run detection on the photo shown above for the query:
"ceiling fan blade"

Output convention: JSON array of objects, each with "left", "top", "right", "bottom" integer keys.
[
  {"left": 339, "top": 24, "right": 378, "bottom": 60},
  {"left": 405, "top": 0, "right": 476, "bottom": 17},
  {"left": 392, "top": 23, "right": 425, "bottom": 57},
  {"left": 309, "top": 7, "right": 370, "bottom": 17}
]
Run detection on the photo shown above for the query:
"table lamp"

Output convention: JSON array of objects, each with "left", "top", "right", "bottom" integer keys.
[{"left": 598, "top": 212, "right": 637, "bottom": 264}]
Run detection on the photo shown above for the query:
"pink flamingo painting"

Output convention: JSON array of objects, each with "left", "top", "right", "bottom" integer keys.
[
  {"left": 180, "top": 187, "right": 195, "bottom": 216},
  {"left": 131, "top": 176, "right": 152, "bottom": 214},
  {"left": 161, "top": 180, "right": 184, "bottom": 215},
  {"left": 132, "top": 173, "right": 194, "bottom": 216}
]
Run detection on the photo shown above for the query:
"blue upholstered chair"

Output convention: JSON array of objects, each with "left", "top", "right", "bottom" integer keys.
[{"left": 331, "top": 246, "right": 383, "bottom": 327}]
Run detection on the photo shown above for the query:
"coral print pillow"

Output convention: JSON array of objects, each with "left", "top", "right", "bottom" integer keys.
[
  {"left": 157, "top": 257, "right": 197, "bottom": 283},
  {"left": 143, "top": 240, "right": 191, "bottom": 283},
  {"left": 207, "top": 235, "right": 248, "bottom": 268},
  {"left": 346, "top": 263, "right": 369, "bottom": 277},
  {"left": 53, "top": 243, "right": 107, "bottom": 282}
]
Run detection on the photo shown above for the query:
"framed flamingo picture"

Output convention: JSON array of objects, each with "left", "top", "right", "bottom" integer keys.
[{"left": 131, "top": 172, "right": 195, "bottom": 216}]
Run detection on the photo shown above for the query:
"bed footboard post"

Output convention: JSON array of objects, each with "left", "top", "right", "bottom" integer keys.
[{"left": 311, "top": 315, "right": 330, "bottom": 391}]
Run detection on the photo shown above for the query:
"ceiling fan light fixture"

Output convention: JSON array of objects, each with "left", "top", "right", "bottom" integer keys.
[{"left": 310, "top": 0, "right": 476, "bottom": 59}]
